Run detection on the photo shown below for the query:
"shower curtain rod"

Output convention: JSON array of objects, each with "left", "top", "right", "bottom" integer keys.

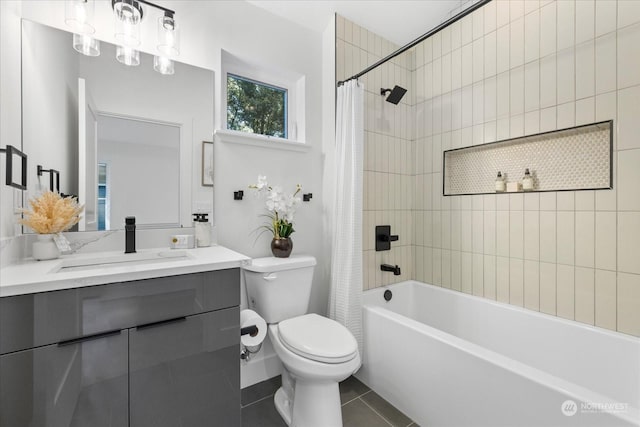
[{"left": 337, "top": 0, "right": 492, "bottom": 86}]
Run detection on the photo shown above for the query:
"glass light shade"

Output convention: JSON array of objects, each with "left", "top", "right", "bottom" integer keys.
[
  {"left": 153, "top": 56, "right": 175, "bottom": 75},
  {"left": 73, "top": 33, "right": 100, "bottom": 56},
  {"left": 113, "top": 0, "right": 142, "bottom": 47},
  {"left": 157, "top": 17, "right": 180, "bottom": 57},
  {"left": 116, "top": 45, "right": 140, "bottom": 66},
  {"left": 65, "top": 0, "right": 96, "bottom": 34}
]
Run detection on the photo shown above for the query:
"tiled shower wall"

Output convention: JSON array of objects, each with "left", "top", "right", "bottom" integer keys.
[
  {"left": 337, "top": 0, "right": 640, "bottom": 337},
  {"left": 336, "top": 16, "right": 415, "bottom": 289},
  {"left": 413, "top": 0, "right": 640, "bottom": 337}
]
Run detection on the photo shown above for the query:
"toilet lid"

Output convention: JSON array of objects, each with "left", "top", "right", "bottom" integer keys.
[{"left": 278, "top": 314, "right": 358, "bottom": 364}]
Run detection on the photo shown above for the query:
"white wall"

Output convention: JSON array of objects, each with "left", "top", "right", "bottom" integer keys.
[{"left": 1, "top": 0, "right": 330, "bottom": 386}]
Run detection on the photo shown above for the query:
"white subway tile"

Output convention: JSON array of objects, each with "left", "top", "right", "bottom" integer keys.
[
  {"left": 433, "top": 57, "right": 442, "bottom": 97},
  {"left": 524, "top": 260, "right": 540, "bottom": 311},
  {"left": 524, "top": 193, "right": 540, "bottom": 210},
  {"left": 595, "top": 211, "right": 616, "bottom": 271},
  {"left": 557, "top": 0, "right": 575, "bottom": 50},
  {"left": 473, "top": 82, "right": 484, "bottom": 125},
  {"left": 619, "top": 0, "right": 640, "bottom": 28},
  {"left": 497, "top": 26, "right": 510, "bottom": 74},
  {"left": 497, "top": 193, "right": 510, "bottom": 211},
  {"left": 484, "top": 210, "right": 497, "bottom": 255},
  {"left": 433, "top": 248, "right": 442, "bottom": 285},
  {"left": 510, "top": 114, "right": 524, "bottom": 138},
  {"left": 575, "top": 40, "right": 595, "bottom": 99},
  {"left": 618, "top": 212, "right": 640, "bottom": 275},
  {"left": 510, "top": 18, "right": 525, "bottom": 68},
  {"left": 618, "top": 85, "right": 640, "bottom": 150},
  {"left": 595, "top": 0, "right": 617, "bottom": 37},
  {"left": 461, "top": 14, "right": 473, "bottom": 46},
  {"left": 556, "top": 264, "right": 575, "bottom": 320},
  {"left": 461, "top": 44, "right": 473, "bottom": 88},
  {"left": 497, "top": 211, "right": 510, "bottom": 257},
  {"left": 451, "top": 88, "right": 462, "bottom": 130},
  {"left": 442, "top": 249, "right": 451, "bottom": 288},
  {"left": 461, "top": 84, "right": 473, "bottom": 128},
  {"left": 524, "top": 9, "right": 540, "bottom": 63},
  {"left": 557, "top": 192, "right": 575, "bottom": 210},
  {"left": 575, "top": 191, "right": 595, "bottom": 211},
  {"left": 442, "top": 211, "right": 451, "bottom": 250},
  {"left": 540, "top": 211, "right": 557, "bottom": 263},
  {"left": 472, "top": 210, "right": 484, "bottom": 253},
  {"left": 618, "top": 149, "right": 640, "bottom": 210},
  {"left": 576, "top": 97, "right": 595, "bottom": 125},
  {"left": 497, "top": 256, "right": 510, "bottom": 303},
  {"left": 484, "top": 76, "right": 497, "bottom": 121},
  {"left": 557, "top": 48, "right": 576, "bottom": 105},
  {"left": 451, "top": 250, "right": 461, "bottom": 290},
  {"left": 524, "top": 211, "right": 540, "bottom": 261},
  {"left": 442, "top": 25, "right": 452, "bottom": 55},
  {"left": 595, "top": 33, "right": 616, "bottom": 95},
  {"left": 510, "top": 258, "right": 525, "bottom": 306},
  {"left": 461, "top": 210, "right": 472, "bottom": 252},
  {"left": 576, "top": 0, "right": 595, "bottom": 43},
  {"left": 540, "top": 2, "right": 557, "bottom": 57},
  {"left": 510, "top": 211, "right": 525, "bottom": 258},
  {"left": 510, "top": 65, "right": 525, "bottom": 115},
  {"left": 595, "top": 269, "right": 616, "bottom": 330},
  {"left": 524, "top": 60, "right": 540, "bottom": 112},
  {"left": 540, "top": 54, "right": 557, "bottom": 109},
  {"left": 618, "top": 23, "right": 640, "bottom": 89},
  {"left": 442, "top": 53, "right": 452, "bottom": 95},
  {"left": 461, "top": 252, "right": 473, "bottom": 293},
  {"left": 524, "top": 110, "right": 540, "bottom": 134},
  {"left": 575, "top": 267, "right": 595, "bottom": 325},
  {"left": 485, "top": 1, "right": 497, "bottom": 34},
  {"left": 540, "top": 262, "right": 557, "bottom": 315},
  {"left": 540, "top": 192, "right": 557, "bottom": 211},
  {"left": 595, "top": 90, "right": 616, "bottom": 122},
  {"left": 485, "top": 31, "right": 497, "bottom": 78},
  {"left": 484, "top": 194, "right": 497, "bottom": 211},
  {"left": 496, "top": 0, "right": 510, "bottom": 29},
  {"left": 557, "top": 211, "right": 575, "bottom": 265},
  {"left": 525, "top": 0, "right": 539, "bottom": 15},
  {"left": 617, "top": 272, "right": 640, "bottom": 336},
  {"left": 496, "top": 71, "right": 510, "bottom": 118},
  {"left": 473, "top": 5, "right": 485, "bottom": 40},
  {"left": 540, "top": 106, "right": 557, "bottom": 132},
  {"left": 575, "top": 211, "right": 595, "bottom": 268},
  {"left": 473, "top": 253, "right": 484, "bottom": 296},
  {"left": 484, "top": 255, "right": 497, "bottom": 299},
  {"left": 510, "top": 193, "right": 524, "bottom": 210}
]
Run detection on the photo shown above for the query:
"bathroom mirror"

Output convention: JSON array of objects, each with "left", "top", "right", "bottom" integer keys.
[{"left": 21, "top": 19, "right": 214, "bottom": 231}]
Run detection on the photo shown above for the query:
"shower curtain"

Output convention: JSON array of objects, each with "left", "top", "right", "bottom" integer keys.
[{"left": 327, "top": 80, "right": 364, "bottom": 352}]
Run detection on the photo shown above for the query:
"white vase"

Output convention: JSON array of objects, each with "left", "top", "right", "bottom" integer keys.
[{"left": 32, "top": 234, "right": 60, "bottom": 261}]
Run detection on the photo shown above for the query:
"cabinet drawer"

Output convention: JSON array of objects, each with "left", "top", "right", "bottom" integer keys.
[
  {"left": 0, "top": 329, "right": 128, "bottom": 427},
  {"left": 0, "top": 269, "right": 239, "bottom": 355},
  {"left": 130, "top": 307, "right": 240, "bottom": 427}
]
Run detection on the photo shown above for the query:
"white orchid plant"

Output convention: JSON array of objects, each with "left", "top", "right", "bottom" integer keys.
[{"left": 249, "top": 175, "right": 302, "bottom": 239}]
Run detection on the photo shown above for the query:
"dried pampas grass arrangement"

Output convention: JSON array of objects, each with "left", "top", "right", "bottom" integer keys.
[{"left": 19, "top": 191, "right": 84, "bottom": 234}]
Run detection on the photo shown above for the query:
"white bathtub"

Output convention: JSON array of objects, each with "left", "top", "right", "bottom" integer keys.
[{"left": 357, "top": 281, "right": 640, "bottom": 427}]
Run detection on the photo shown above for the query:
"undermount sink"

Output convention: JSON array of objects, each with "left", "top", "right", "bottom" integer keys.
[{"left": 53, "top": 250, "right": 192, "bottom": 273}]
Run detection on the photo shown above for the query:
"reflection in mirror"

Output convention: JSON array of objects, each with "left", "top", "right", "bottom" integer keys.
[{"left": 21, "top": 19, "right": 214, "bottom": 232}]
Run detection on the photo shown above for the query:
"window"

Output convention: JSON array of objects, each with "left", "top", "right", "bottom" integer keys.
[
  {"left": 227, "top": 74, "right": 287, "bottom": 138},
  {"left": 97, "top": 163, "right": 108, "bottom": 231},
  {"left": 221, "top": 50, "right": 305, "bottom": 143}
]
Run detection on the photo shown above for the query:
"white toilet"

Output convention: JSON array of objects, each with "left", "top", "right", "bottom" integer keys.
[{"left": 243, "top": 255, "right": 361, "bottom": 427}]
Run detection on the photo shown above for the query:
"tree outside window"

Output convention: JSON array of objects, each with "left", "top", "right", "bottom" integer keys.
[{"left": 227, "top": 74, "right": 287, "bottom": 138}]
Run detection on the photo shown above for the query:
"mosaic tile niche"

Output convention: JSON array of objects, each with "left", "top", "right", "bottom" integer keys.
[{"left": 444, "top": 121, "right": 612, "bottom": 195}]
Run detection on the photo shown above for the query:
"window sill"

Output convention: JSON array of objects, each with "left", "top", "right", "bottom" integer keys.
[{"left": 214, "top": 129, "right": 310, "bottom": 153}]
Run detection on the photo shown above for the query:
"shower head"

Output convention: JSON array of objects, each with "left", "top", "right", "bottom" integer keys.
[{"left": 380, "top": 85, "right": 407, "bottom": 105}]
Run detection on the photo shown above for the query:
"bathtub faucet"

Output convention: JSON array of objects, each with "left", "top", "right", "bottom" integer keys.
[{"left": 381, "top": 264, "right": 401, "bottom": 276}]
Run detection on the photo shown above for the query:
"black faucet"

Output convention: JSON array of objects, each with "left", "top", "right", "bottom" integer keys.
[
  {"left": 125, "top": 216, "right": 136, "bottom": 254},
  {"left": 381, "top": 264, "right": 401, "bottom": 276}
]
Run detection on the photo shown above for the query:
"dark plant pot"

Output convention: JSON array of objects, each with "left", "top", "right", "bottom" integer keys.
[{"left": 271, "top": 237, "right": 293, "bottom": 258}]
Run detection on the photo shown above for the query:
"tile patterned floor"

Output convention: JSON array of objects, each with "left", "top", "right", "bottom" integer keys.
[{"left": 241, "top": 375, "right": 417, "bottom": 427}]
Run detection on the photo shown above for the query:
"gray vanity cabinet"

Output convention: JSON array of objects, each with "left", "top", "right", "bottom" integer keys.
[{"left": 0, "top": 268, "right": 241, "bottom": 427}]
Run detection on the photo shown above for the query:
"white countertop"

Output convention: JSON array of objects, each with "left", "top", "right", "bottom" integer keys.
[{"left": 0, "top": 245, "right": 250, "bottom": 297}]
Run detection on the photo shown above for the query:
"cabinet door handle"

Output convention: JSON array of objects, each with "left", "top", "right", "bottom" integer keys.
[
  {"left": 58, "top": 329, "right": 122, "bottom": 347},
  {"left": 136, "top": 316, "right": 187, "bottom": 331}
]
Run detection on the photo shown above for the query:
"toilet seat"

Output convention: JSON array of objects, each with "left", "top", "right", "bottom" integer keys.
[{"left": 277, "top": 313, "right": 358, "bottom": 364}]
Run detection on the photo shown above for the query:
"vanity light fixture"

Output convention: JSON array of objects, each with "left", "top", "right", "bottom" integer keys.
[
  {"left": 66, "top": 0, "right": 100, "bottom": 57},
  {"left": 153, "top": 55, "right": 174, "bottom": 75}
]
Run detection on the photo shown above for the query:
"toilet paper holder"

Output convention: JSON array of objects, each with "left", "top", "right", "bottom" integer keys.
[{"left": 241, "top": 325, "right": 259, "bottom": 337}]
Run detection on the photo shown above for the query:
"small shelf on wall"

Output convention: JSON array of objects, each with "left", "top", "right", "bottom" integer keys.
[{"left": 443, "top": 121, "right": 613, "bottom": 196}]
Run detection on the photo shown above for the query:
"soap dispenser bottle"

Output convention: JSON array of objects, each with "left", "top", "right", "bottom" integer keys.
[
  {"left": 193, "top": 213, "right": 211, "bottom": 247},
  {"left": 495, "top": 172, "right": 506, "bottom": 193},
  {"left": 522, "top": 168, "right": 534, "bottom": 192}
]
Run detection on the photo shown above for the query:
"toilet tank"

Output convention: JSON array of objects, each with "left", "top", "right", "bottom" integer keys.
[{"left": 243, "top": 255, "right": 316, "bottom": 323}]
